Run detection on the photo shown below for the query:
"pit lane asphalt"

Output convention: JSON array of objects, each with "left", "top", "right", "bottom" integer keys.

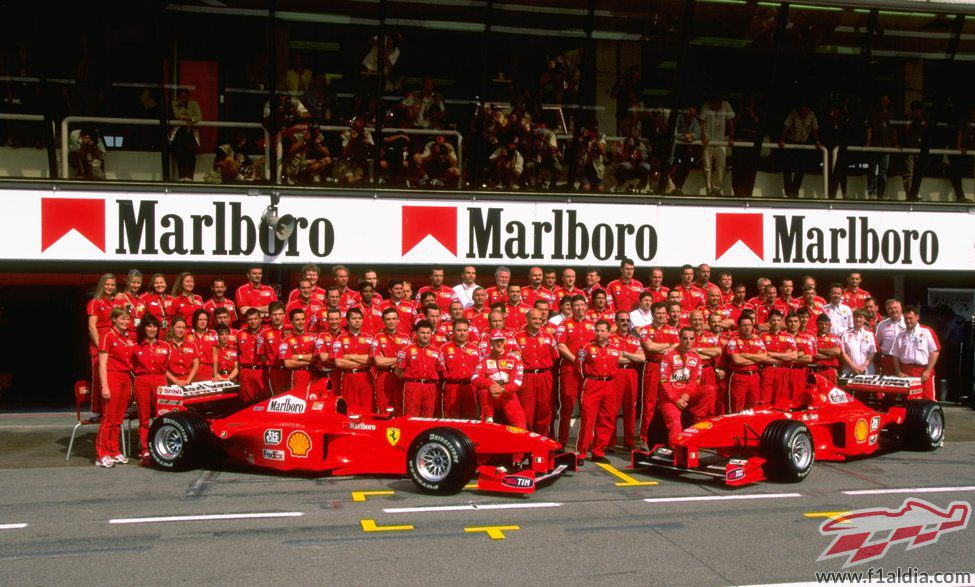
[{"left": 0, "top": 407, "right": 973, "bottom": 586}]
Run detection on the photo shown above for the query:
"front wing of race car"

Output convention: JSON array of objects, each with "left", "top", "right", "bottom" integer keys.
[
  {"left": 475, "top": 451, "right": 578, "bottom": 494},
  {"left": 631, "top": 444, "right": 769, "bottom": 487}
]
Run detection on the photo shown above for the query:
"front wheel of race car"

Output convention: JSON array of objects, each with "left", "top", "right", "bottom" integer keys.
[
  {"left": 147, "top": 411, "right": 208, "bottom": 471},
  {"left": 406, "top": 428, "right": 477, "bottom": 494},
  {"left": 904, "top": 400, "right": 944, "bottom": 451},
  {"left": 760, "top": 420, "right": 814, "bottom": 482}
]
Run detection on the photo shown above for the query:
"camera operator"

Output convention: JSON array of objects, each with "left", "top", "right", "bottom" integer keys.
[
  {"left": 68, "top": 126, "right": 107, "bottom": 180},
  {"left": 488, "top": 140, "right": 525, "bottom": 190},
  {"left": 210, "top": 132, "right": 264, "bottom": 184},
  {"left": 523, "top": 121, "right": 563, "bottom": 190},
  {"left": 283, "top": 123, "right": 333, "bottom": 184},
  {"left": 379, "top": 130, "right": 412, "bottom": 186},
  {"left": 401, "top": 77, "right": 446, "bottom": 130},
  {"left": 614, "top": 128, "right": 651, "bottom": 193},
  {"left": 338, "top": 117, "right": 375, "bottom": 185},
  {"left": 415, "top": 135, "right": 459, "bottom": 188},
  {"left": 570, "top": 124, "right": 607, "bottom": 192}
]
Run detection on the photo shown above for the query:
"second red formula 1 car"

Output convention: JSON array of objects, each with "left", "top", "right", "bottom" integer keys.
[
  {"left": 631, "top": 375, "right": 944, "bottom": 486},
  {"left": 148, "top": 382, "right": 575, "bottom": 495}
]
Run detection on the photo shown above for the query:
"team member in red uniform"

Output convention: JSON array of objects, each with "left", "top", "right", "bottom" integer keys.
[
  {"left": 170, "top": 272, "right": 204, "bottom": 324},
  {"left": 261, "top": 302, "right": 290, "bottom": 395},
  {"left": 282, "top": 309, "right": 318, "bottom": 396},
  {"left": 555, "top": 295, "right": 596, "bottom": 446},
  {"left": 689, "top": 310, "right": 721, "bottom": 412},
  {"left": 745, "top": 277, "right": 772, "bottom": 308},
  {"left": 114, "top": 269, "right": 145, "bottom": 339},
  {"left": 312, "top": 308, "right": 345, "bottom": 398},
  {"left": 286, "top": 278, "right": 323, "bottom": 330},
  {"left": 587, "top": 290, "right": 617, "bottom": 327},
  {"left": 213, "top": 325, "right": 239, "bottom": 381},
  {"left": 463, "top": 287, "right": 491, "bottom": 332},
  {"left": 88, "top": 273, "right": 118, "bottom": 417},
  {"left": 522, "top": 266, "right": 557, "bottom": 308},
  {"left": 658, "top": 328, "right": 716, "bottom": 445},
  {"left": 236, "top": 266, "right": 277, "bottom": 325},
  {"left": 810, "top": 313, "right": 842, "bottom": 384},
  {"left": 759, "top": 310, "right": 798, "bottom": 406},
  {"left": 477, "top": 311, "right": 519, "bottom": 357},
  {"left": 605, "top": 258, "right": 643, "bottom": 313},
  {"left": 418, "top": 304, "right": 450, "bottom": 347},
  {"left": 666, "top": 300, "right": 688, "bottom": 329},
  {"left": 187, "top": 309, "right": 217, "bottom": 381},
  {"left": 842, "top": 271, "right": 871, "bottom": 310},
  {"left": 576, "top": 320, "right": 620, "bottom": 462},
  {"left": 141, "top": 273, "right": 173, "bottom": 337},
  {"left": 717, "top": 271, "right": 735, "bottom": 304},
  {"left": 726, "top": 315, "right": 770, "bottom": 412},
  {"left": 701, "top": 289, "right": 726, "bottom": 324},
  {"left": 787, "top": 311, "right": 816, "bottom": 404},
  {"left": 637, "top": 301, "right": 680, "bottom": 447},
  {"left": 441, "top": 318, "right": 481, "bottom": 418},
  {"left": 204, "top": 278, "right": 238, "bottom": 324},
  {"left": 371, "top": 309, "right": 411, "bottom": 415},
  {"left": 582, "top": 268, "right": 613, "bottom": 310},
  {"left": 863, "top": 297, "right": 882, "bottom": 333},
  {"left": 553, "top": 268, "right": 585, "bottom": 303},
  {"left": 892, "top": 306, "right": 941, "bottom": 401},
  {"left": 355, "top": 282, "right": 385, "bottom": 336},
  {"left": 503, "top": 285, "right": 531, "bottom": 330},
  {"left": 610, "top": 312, "right": 645, "bottom": 450},
  {"left": 800, "top": 276, "right": 828, "bottom": 305},
  {"left": 332, "top": 308, "right": 375, "bottom": 414},
  {"left": 673, "top": 264, "right": 706, "bottom": 311},
  {"left": 396, "top": 320, "right": 443, "bottom": 417},
  {"left": 380, "top": 280, "right": 417, "bottom": 337},
  {"left": 752, "top": 284, "right": 792, "bottom": 332},
  {"left": 514, "top": 309, "right": 559, "bottom": 434},
  {"left": 472, "top": 331, "right": 527, "bottom": 428},
  {"left": 95, "top": 307, "right": 134, "bottom": 467},
  {"left": 288, "top": 263, "right": 328, "bottom": 304},
  {"left": 543, "top": 269, "right": 558, "bottom": 292},
  {"left": 327, "top": 265, "right": 358, "bottom": 312},
  {"left": 694, "top": 263, "right": 722, "bottom": 299},
  {"left": 485, "top": 266, "right": 511, "bottom": 306},
  {"left": 644, "top": 267, "right": 669, "bottom": 304},
  {"left": 707, "top": 312, "right": 732, "bottom": 413},
  {"left": 778, "top": 279, "right": 802, "bottom": 310},
  {"left": 165, "top": 316, "right": 200, "bottom": 387},
  {"left": 131, "top": 316, "right": 169, "bottom": 461},
  {"left": 415, "top": 265, "right": 459, "bottom": 314},
  {"left": 800, "top": 286, "right": 825, "bottom": 333},
  {"left": 212, "top": 307, "right": 238, "bottom": 343},
  {"left": 718, "top": 283, "right": 749, "bottom": 330},
  {"left": 236, "top": 308, "right": 268, "bottom": 404}
]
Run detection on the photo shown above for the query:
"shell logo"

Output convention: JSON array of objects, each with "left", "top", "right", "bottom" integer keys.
[
  {"left": 287, "top": 430, "right": 312, "bottom": 457},
  {"left": 691, "top": 421, "right": 713, "bottom": 430},
  {"left": 854, "top": 419, "right": 869, "bottom": 444},
  {"left": 506, "top": 425, "right": 527, "bottom": 434}
]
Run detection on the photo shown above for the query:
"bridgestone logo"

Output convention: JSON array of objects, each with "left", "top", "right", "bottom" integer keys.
[{"left": 267, "top": 395, "right": 307, "bottom": 414}]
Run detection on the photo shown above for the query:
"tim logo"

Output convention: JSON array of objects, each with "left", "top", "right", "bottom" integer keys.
[{"left": 818, "top": 498, "right": 971, "bottom": 567}]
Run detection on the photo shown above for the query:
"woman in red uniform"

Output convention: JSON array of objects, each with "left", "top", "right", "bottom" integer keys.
[
  {"left": 171, "top": 272, "right": 204, "bottom": 324},
  {"left": 87, "top": 273, "right": 118, "bottom": 418},
  {"left": 187, "top": 309, "right": 217, "bottom": 381},
  {"left": 131, "top": 316, "right": 170, "bottom": 461},
  {"left": 213, "top": 325, "right": 239, "bottom": 381},
  {"left": 165, "top": 316, "right": 199, "bottom": 386},
  {"left": 141, "top": 274, "right": 172, "bottom": 338},
  {"left": 114, "top": 269, "right": 145, "bottom": 339},
  {"left": 96, "top": 307, "right": 134, "bottom": 468}
]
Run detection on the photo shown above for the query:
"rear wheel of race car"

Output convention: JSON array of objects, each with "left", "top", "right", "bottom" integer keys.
[
  {"left": 406, "top": 428, "right": 476, "bottom": 494},
  {"left": 760, "top": 420, "right": 814, "bottom": 482},
  {"left": 148, "top": 411, "right": 207, "bottom": 471},
  {"left": 904, "top": 400, "right": 944, "bottom": 451}
]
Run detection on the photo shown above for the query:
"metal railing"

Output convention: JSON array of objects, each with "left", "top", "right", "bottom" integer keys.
[
  {"left": 842, "top": 145, "right": 975, "bottom": 199},
  {"left": 60, "top": 116, "right": 271, "bottom": 180}
]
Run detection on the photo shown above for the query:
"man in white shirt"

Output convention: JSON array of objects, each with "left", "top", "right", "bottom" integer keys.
[
  {"left": 823, "top": 283, "right": 853, "bottom": 337},
  {"left": 891, "top": 306, "right": 941, "bottom": 401},
  {"left": 699, "top": 97, "right": 735, "bottom": 196},
  {"left": 548, "top": 296, "right": 572, "bottom": 327},
  {"left": 840, "top": 309, "right": 877, "bottom": 375},
  {"left": 629, "top": 291, "right": 656, "bottom": 330},
  {"left": 452, "top": 265, "right": 479, "bottom": 309},
  {"left": 874, "top": 299, "right": 906, "bottom": 374}
]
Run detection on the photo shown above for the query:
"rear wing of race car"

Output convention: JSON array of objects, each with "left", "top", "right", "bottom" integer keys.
[
  {"left": 838, "top": 375, "right": 924, "bottom": 408},
  {"left": 156, "top": 380, "right": 240, "bottom": 415}
]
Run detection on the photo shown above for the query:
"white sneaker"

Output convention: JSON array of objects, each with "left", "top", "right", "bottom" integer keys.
[
  {"left": 113, "top": 454, "right": 130, "bottom": 464},
  {"left": 95, "top": 456, "right": 115, "bottom": 468}
]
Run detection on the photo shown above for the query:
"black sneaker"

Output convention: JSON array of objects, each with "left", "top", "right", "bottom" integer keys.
[{"left": 590, "top": 454, "right": 611, "bottom": 464}]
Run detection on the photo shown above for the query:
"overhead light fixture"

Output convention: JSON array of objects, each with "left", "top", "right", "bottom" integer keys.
[{"left": 262, "top": 192, "right": 296, "bottom": 241}]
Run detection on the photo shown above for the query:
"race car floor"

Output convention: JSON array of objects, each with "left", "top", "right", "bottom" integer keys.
[{"left": 0, "top": 406, "right": 973, "bottom": 586}]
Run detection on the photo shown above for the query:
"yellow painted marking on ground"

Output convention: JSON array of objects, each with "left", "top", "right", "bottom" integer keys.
[
  {"left": 360, "top": 519, "right": 414, "bottom": 532},
  {"left": 804, "top": 511, "right": 851, "bottom": 523},
  {"left": 465, "top": 525, "right": 520, "bottom": 540},
  {"left": 351, "top": 490, "right": 395, "bottom": 503},
  {"left": 595, "top": 462, "right": 659, "bottom": 487}
]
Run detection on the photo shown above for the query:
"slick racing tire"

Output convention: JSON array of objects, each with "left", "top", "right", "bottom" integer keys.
[
  {"left": 760, "top": 420, "right": 814, "bottom": 482},
  {"left": 147, "top": 411, "right": 209, "bottom": 471},
  {"left": 904, "top": 400, "right": 944, "bottom": 451},
  {"left": 406, "top": 428, "right": 476, "bottom": 494}
]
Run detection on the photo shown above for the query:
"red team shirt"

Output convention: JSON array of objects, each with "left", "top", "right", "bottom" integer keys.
[
  {"left": 672, "top": 284, "right": 706, "bottom": 311},
  {"left": 261, "top": 326, "right": 288, "bottom": 369},
  {"left": 215, "top": 344, "right": 239, "bottom": 374},
  {"left": 522, "top": 286, "right": 557, "bottom": 308},
  {"left": 725, "top": 334, "right": 767, "bottom": 372},
  {"left": 416, "top": 285, "right": 459, "bottom": 314},
  {"left": 463, "top": 306, "right": 492, "bottom": 333},
  {"left": 99, "top": 329, "right": 134, "bottom": 372},
  {"left": 638, "top": 323, "right": 680, "bottom": 363},
  {"left": 514, "top": 329, "right": 559, "bottom": 370},
  {"left": 235, "top": 283, "right": 277, "bottom": 318},
  {"left": 440, "top": 341, "right": 482, "bottom": 381},
  {"left": 203, "top": 297, "right": 238, "bottom": 323},
  {"left": 371, "top": 330, "right": 412, "bottom": 370},
  {"left": 556, "top": 318, "right": 597, "bottom": 372},
  {"left": 166, "top": 340, "right": 199, "bottom": 377},
  {"left": 842, "top": 287, "right": 872, "bottom": 310},
  {"left": 643, "top": 286, "right": 670, "bottom": 304},
  {"left": 659, "top": 349, "right": 704, "bottom": 401},
  {"left": 379, "top": 299, "right": 418, "bottom": 337},
  {"left": 187, "top": 330, "right": 218, "bottom": 368},
  {"left": 761, "top": 331, "right": 798, "bottom": 357},
  {"left": 814, "top": 332, "right": 842, "bottom": 368},
  {"left": 332, "top": 331, "right": 375, "bottom": 366},
  {"left": 578, "top": 341, "right": 620, "bottom": 379},
  {"left": 606, "top": 278, "right": 644, "bottom": 313},
  {"left": 236, "top": 328, "right": 265, "bottom": 367},
  {"left": 396, "top": 343, "right": 444, "bottom": 381},
  {"left": 132, "top": 339, "right": 171, "bottom": 375},
  {"left": 171, "top": 294, "right": 205, "bottom": 323}
]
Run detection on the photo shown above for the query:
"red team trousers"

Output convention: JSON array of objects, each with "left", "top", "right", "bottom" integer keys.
[
  {"left": 96, "top": 372, "right": 132, "bottom": 459},
  {"left": 374, "top": 371, "right": 400, "bottom": 415},
  {"left": 659, "top": 383, "right": 716, "bottom": 445},
  {"left": 557, "top": 367, "right": 581, "bottom": 447},
  {"left": 134, "top": 373, "right": 166, "bottom": 451},
  {"left": 614, "top": 367, "right": 639, "bottom": 448},
  {"left": 522, "top": 371, "right": 553, "bottom": 436},
  {"left": 404, "top": 382, "right": 438, "bottom": 417},
  {"left": 477, "top": 390, "right": 527, "bottom": 429},
  {"left": 442, "top": 382, "right": 477, "bottom": 419},
  {"left": 641, "top": 362, "right": 663, "bottom": 440},
  {"left": 728, "top": 371, "right": 760, "bottom": 412},
  {"left": 238, "top": 367, "right": 268, "bottom": 405},
  {"left": 901, "top": 364, "right": 936, "bottom": 401},
  {"left": 576, "top": 379, "right": 617, "bottom": 457},
  {"left": 341, "top": 371, "right": 375, "bottom": 414}
]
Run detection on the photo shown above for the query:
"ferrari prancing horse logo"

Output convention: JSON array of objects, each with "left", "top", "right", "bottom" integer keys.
[{"left": 386, "top": 428, "right": 401, "bottom": 447}]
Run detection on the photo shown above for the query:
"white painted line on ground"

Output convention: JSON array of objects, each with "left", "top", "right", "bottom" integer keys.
[
  {"left": 384, "top": 502, "right": 562, "bottom": 514},
  {"left": 643, "top": 493, "right": 803, "bottom": 504},
  {"left": 0, "top": 523, "right": 27, "bottom": 530},
  {"left": 109, "top": 512, "right": 304, "bottom": 525},
  {"left": 842, "top": 486, "right": 975, "bottom": 496}
]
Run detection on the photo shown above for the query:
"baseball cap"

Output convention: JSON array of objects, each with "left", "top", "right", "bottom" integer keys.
[{"left": 489, "top": 329, "right": 507, "bottom": 340}]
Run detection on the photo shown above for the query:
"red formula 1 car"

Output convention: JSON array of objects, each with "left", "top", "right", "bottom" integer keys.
[
  {"left": 631, "top": 375, "right": 945, "bottom": 486},
  {"left": 148, "top": 381, "right": 575, "bottom": 495}
]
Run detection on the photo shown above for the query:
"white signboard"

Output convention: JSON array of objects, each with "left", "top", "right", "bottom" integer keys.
[{"left": 2, "top": 189, "right": 973, "bottom": 270}]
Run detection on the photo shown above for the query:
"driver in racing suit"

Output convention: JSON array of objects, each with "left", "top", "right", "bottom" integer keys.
[
  {"left": 658, "top": 327, "right": 716, "bottom": 446},
  {"left": 472, "top": 330, "right": 527, "bottom": 429}
]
